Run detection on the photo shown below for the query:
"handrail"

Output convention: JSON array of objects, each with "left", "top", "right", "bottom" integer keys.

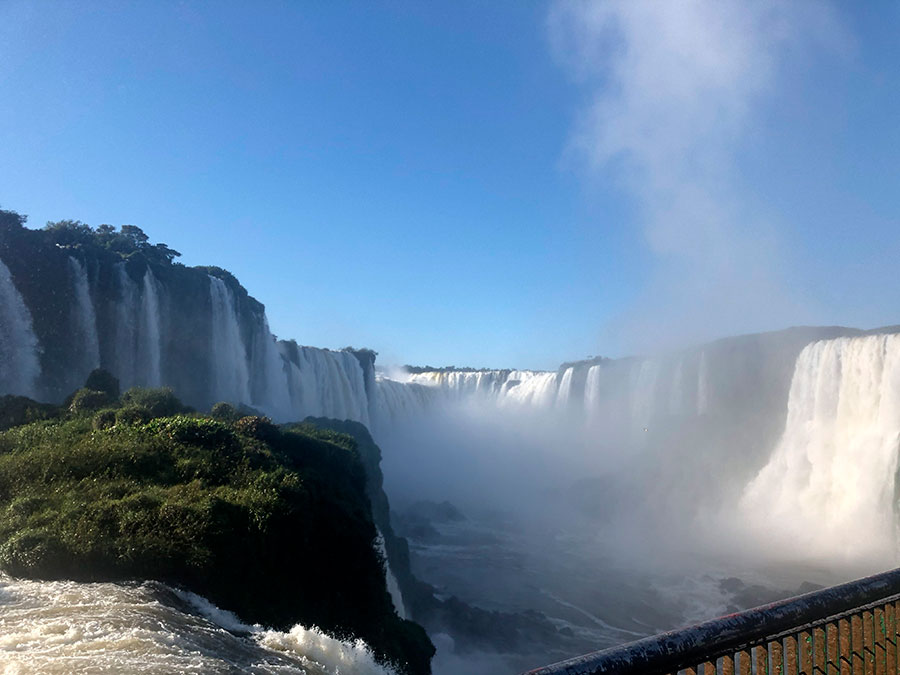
[{"left": 522, "top": 566, "right": 900, "bottom": 674}]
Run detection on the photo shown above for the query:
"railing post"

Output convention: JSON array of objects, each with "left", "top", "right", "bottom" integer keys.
[
  {"left": 840, "top": 618, "right": 852, "bottom": 675},
  {"left": 801, "top": 630, "right": 814, "bottom": 675},
  {"left": 828, "top": 622, "right": 840, "bottom": 675},
  {"left": 740, "top": 649, "right": 752, "bottom": 675},
  {"left": 853, "top": 613, "right": 865, "bottom": 675},
  {"left": 885, "top": 604, "right": 896, "bottom": 674},
  {"left": 786, "top": 635, "right": 799, "bottom": 675},
  {"left": 723, "top": 654, "right": 735, "bottom": 675},
  {"left": 876, "top": 607, "right": 887, "bottom": 675},
  {"left": 772, "top": 640, "right": 784, "bottom": 675}
]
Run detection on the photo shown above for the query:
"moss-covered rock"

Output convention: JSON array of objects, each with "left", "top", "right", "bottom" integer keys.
[
  {"left": 84, "top": 368, "right": 120, "bottom": 399},
  {"left": 68, "top": 388, "right": 113, "bottom": 414},
  {"left": 0, "top": 399, "right": 434, "bottom": 674},
  {"left": 0, "top": 395, "right": 58, "bottom": 431}
]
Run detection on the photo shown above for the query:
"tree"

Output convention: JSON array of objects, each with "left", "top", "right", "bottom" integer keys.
[
  {"left": 120, "top": 225, "right": 149, "bottom": 246},
  {"left": 0, "top": 209, "right": 27, "bottom": 236},
  {"left": 43, "top": 220, "right": 94, "bottom": 247}
]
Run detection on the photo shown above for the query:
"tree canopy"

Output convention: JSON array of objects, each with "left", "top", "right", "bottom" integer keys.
[{"left": 38, "top": 218, "right": 181, "bottom": 265}]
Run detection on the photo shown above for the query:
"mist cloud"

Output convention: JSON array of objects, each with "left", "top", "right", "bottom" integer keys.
[{"left": 548, "top": 0, "right": 848, "bottom": 353}]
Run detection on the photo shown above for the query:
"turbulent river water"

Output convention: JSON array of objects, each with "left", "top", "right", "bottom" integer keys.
[{"left": 0, "top": 574, "right": 395, "bottom": 675}]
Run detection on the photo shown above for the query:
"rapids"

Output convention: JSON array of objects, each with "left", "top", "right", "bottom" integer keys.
[{"left": 0, "top": 574, "right": 395, "bottom": 675}]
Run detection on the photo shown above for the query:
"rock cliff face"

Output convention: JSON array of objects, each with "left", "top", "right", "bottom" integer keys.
[{"left": 0, "top": 211, "right": 378, "bottom": 424}]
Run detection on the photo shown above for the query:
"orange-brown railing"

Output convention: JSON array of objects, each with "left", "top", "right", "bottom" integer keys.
[{"left": 523, "top": 567, "right": 900, "bottom": 675}]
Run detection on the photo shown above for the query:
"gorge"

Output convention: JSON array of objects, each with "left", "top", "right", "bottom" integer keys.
[{"left": 1, "top": 211, "right": 900, "bottom": 674}]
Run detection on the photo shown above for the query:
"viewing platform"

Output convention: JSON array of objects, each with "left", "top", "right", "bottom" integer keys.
[{"left": 524, "top": 567, "right": 900, "bottom": 675}]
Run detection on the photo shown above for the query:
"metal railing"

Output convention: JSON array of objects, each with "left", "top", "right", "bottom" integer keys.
[{"left": 522, "top": 567, "right": 900, "bottom": 675}]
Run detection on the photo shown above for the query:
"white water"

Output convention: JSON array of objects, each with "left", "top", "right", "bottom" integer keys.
[
  {"left": 68, "top": 257, "right": 100, "bottom": 383},
  {"left": 115, "top": 265, "right": 164, "bottom": 389},
  {"left": 0, "top": 258, "right": 40, "bottom": 398},
  {"left": 741, "top": 334, "right": 900, "bottom": 563},
  {"left": 0, "top": 574, "right": 395, "bottom": 675},
  {"left": 114, "top": 263, "right": 137, "bottom": 388},
  {"left": 555, "top": 367, "right": 574, "bottom": 410},
  {"left": 139, "top": 270, "right": 163, "bottom": 387},
  {"left": 248, "top": 314, "right": 293, "bottom": 420},
  {"left": 284, "top": 347, "right": 371, "bottom": 425},
  {"left": 209, "top": 276, "right": 251, "bottom": 406},
  {"left": 404, "top": 369, "right": 561, "bottom": 410},
  {"left": 375, "top": 529, "right": 407, "bottom": 620}
]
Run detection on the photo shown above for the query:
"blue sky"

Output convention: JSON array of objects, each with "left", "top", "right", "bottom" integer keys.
[{"left": 1, "top": 2, "right": 898, "bottom": 370}]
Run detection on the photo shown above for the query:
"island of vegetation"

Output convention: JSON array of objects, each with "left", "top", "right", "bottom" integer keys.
[{"left": 0, "top": 370, "right": 434, "bottom": 675}]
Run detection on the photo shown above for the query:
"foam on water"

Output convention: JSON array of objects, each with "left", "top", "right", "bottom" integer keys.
[{"left": 0, "top": 574, "right": 395, "bottom": 675}]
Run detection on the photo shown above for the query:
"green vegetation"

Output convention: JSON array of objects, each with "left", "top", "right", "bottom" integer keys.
[{"left": 0, "top": 379, "right": 434, "bottom": 674}]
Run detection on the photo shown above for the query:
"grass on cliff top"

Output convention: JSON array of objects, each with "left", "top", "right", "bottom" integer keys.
[{"left": 0, "top": 388, "right": 434, "bottom": 675}]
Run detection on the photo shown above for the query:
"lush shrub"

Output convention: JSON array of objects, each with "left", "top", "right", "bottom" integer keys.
[
  {"left": 0, "top": 413, "right": 434, "bottom": 674},
  {"left": 120, "top": 387, "right": 184, "bottom": 418},
  {"left": 210, "top": 402, "right": 238, "bottom": 422},
  {"left": 68, "top": 388, "right": 113, "bottom": 415},
  {"left": 115, "top": 406, "right": 151, "bottom": 426},
  {"left": 0, "top": 395, "right": 59, "bottom": 431},
  {"left": 84, "top": 368, "right": 120, "bottom": 399},
  {"left": 92, "top": 409, "right": 117, "bottom": 430},
  {"left": 146, "top": 415, "right": 235, "bottom": 450},
  {"left": 234, "top": 415, "right": 279, "bottom": 443}
]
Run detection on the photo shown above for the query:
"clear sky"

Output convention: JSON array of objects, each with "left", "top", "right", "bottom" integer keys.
[{"left": 1, "top": 1, "right": 898, "bottom": 370}]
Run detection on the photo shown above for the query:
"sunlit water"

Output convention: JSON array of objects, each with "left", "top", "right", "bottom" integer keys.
[{"left": 0, "top": 574, "right": 394, "bottom": 675}]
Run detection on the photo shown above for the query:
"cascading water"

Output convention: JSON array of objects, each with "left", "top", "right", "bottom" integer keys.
[
  {"left": 284, "top": 346, "right": 371, "bottom": 425},
  {"left": 375, "top": 377, "right": 436, "bottom": 428},
  {"left": 0, "top": 258, "right": 40, "bottom": 398},
  {"left": 697, "top": 351, "right": 709, "bottom": 415},
  {"left": 740, "top": 334, "right": 900, "bottom": 563},
  {"left": 208, "top": 276, "right": 251, "bottom": 405},
  {"left": 68, "top": 257, "right": 100, "bottom": 382},
  {"left": 629, "top": 359, "right": 660, "bottom": 436},
  {"left": 248, "top": 314, "right": 293, "bottom": 420},
  {"left": 114, "top": 265, "right": 163, "bottom": 390},
  {"left": 405, "top": 369, "right": 561, "bottom": 409},
  {"left": 138, "top": 270, "right": 163, "bottom": 387},
  {"left": 375, "top": 529, "right": 407, "bottom": 620},
  {"left": 114, "top": 263, "right": 138, "bottom": 388},
  {"left": 555, "top": 367, "right": 575, "bottom": 410}
]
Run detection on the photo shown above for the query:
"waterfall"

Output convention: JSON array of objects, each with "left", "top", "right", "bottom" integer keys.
[
  {"left": 375, "top": 528, "right": 407, "bottom": 619},
  {"left": 375, "top": 377, "right": 435, "bottom": 428},
  {"left": 68, "top": 257, "right": 100, "bottom": 382},
  {"left": 405, "top": 369, "right": 560, "bottom": 409},
  {"left": 208, "top": 276, "right": 251, "bottom": 405},
  {"left": 697, "top": 351, "right": 709, "bottom": 415},
  {"left": 0, "top": 258, "right": 40, "bottom": 397},
  {"left": 138, "top": 270, "right": 162, "bottom": 387},
  {"left": 248, "top": 314, "right": 292, "bottom": 420},
  {"left": 584, "top": 364, "right": 603, "bottom": 416},
  {"left": 114, "top": 265, "right": 163, "bottom": 390},
  {"left": 740, "top": 334, "right": 900, "bottom": 561},
  {"left": 629, "top": 359, "right": 660, "bottom": 434},
  {"left": 114, "top": 264, "right": 138, "bottom": 388},
  {"left": 668, "top": 358, "right": 685, "bottom": 416},
  {"left": 284, "top": 346, "right": 371, "bottom": 424},
  {"left": 555, "top": 367, "right": 575, "bottom": 409}
]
